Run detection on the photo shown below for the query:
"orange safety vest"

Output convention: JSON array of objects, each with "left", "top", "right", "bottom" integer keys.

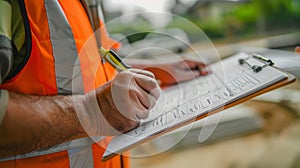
[{"left": 0, "top": 0, "right": 128, "bottom": 167}]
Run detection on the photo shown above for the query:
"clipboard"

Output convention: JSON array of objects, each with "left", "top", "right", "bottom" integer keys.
[{"left": 102, "top": 52, "right": 296, "bottom": 162}]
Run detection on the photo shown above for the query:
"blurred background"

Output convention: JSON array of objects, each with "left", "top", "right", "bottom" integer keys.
[
  {"left": 102, "top": 0, "right": 300, "bottom": 52},
  {"left": 101, "top": 0, "right": 300, "bottom": 167}
]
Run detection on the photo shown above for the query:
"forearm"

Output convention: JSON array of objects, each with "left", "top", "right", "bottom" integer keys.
[{"left": 0, "top": 91, "right": 87, "bottom": 158}]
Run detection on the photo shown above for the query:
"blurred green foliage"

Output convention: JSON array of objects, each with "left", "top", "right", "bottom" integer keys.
[
  {"left": 107, "top": 0, "right": 300, "bottom": 43},
  {"left": 183, "top": 0, "right": 300, "bottom": 41},
  {"left": 252, "top": 0, "right": 300, "bottom": 30}
]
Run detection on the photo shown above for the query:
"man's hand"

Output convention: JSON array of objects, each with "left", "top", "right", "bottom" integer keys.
[
  {"left": 127, "top": 58, "right": 209, "bottom": 85},
  {"left": 147, "top": 59, "right": 209, "bottom": 85},
  {"left": 127, "top": 58, "right": 209, "bottom": 86},
  {"left": 98, "top": 69, "right": 160, "bottom": 134},
  {"left": 295, "top": 47, "right": 300, "bottom": 53},
  {"left": 77, "top": 69, "right": 161, "bottom": 136}
]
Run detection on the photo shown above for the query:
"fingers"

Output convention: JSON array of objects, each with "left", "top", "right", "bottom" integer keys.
[
  {"left": 176, "top": 69, "right": 201, "bottom": 82},
  {"left": 129, "top": 69, "right": 155, "bottom": 79},
  {"left": 113, "top": 70, "right": 160, "bottom": 119},
  {"left": 135, "top": 88, "right": 157, "bottom": 109},
  {"left": 295, "top": 47, "right": 300, "bottom": 53},
  {"left": 153, "top": 59, "right": 209, "bottom": 85},
  {"left": 134, "top": 73, "right": 161, "bottom": 99},
  {"left": 93, "top": 69, "right": 162, "bottom": 135},
  {"left": 132, "top": 73, "right": 160, "bottom": 119},
  {"left": 128, "top": 71, "right": 160, "bottom": 120},
  {"left": 128, "top": 90, "right": 149, "bottom": 120},
  {"left": 181, "top": 59, "right": 210, "bottom": 76},
  {"left": 127, "top": 86, "right": 156, "bottom": 120},
  {"left": 195, "top": 62, "right": 209, "bottom": 75}
]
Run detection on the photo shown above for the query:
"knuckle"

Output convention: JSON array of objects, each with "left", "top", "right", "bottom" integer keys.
[
  {"left": 152, "top": 88, "right": 161, "bottom": 97},
  {"left": 147, "top": 78, "right": 158, "bottom": 88},
  {"left": 141, "top": 110, "right": 150, "bottom": 119},
  {"left": 117, "top": 71, "right": 134, "bottom": 80},
  {"left": 128, "top": 87, "right": 138, "bottom": 97},
  {"left": 150, "top": 98, "right": 157, "bottom": 106},
  {"left": 146, "top": 71, "right": 155, "bottom": 78}
]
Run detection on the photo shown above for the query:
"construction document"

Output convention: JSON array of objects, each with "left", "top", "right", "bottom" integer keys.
[{"left": 102, "top": 52, "right": 289, "bottom": 161}]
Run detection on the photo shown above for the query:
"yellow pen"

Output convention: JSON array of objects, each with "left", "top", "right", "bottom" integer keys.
[{"left": 99, "top": 47, "right": 131, "bottom": 72}]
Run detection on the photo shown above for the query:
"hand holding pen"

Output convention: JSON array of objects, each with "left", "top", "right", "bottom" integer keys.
[{"left": 88, "top": 47, "right": 161, "bottom": 134}]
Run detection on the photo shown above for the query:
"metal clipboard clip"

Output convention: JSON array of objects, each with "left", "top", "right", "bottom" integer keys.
[{"left": 238, "top": 53, "right": 274, "bottom": 73}]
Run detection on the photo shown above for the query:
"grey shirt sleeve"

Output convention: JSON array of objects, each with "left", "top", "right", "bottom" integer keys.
[
  {"left": 0, "top": 0, "right": 14, "bottom": 125},
  {"left": 0, "top": 35, "right": 13, "bottom": 83},
  {"left": 0, "top": 0, "right": 14, "bottom": 83},
  {"left": 0, "top": 36, "right": 12, "bottom": 124},
  {"left": 0, "top": 90, "right": 8, "bottom": 124}
]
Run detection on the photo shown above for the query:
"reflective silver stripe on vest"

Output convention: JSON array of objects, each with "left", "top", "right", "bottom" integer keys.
[
  {"left": 67, "top": 138, "right": 95, "bottom": 168},
  {"left": 45, "top": 0, "right": 84, "bottom": 95},
  {"left": 0, "top": 137, "right": 104, "bottom": 163},
  {"left": 67, "top": 146, "right": 94, "bottom": 168}
]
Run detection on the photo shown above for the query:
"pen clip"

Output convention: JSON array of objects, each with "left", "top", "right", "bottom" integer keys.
[
  {"left": 109, "top": 50, "right": 132, "bottom": 69},
  {"left": 104, "top": 54, "right": 124, "bottom": 72},
  {"left": 99, "top": 47, "right": 129, "bottom": 72}
]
